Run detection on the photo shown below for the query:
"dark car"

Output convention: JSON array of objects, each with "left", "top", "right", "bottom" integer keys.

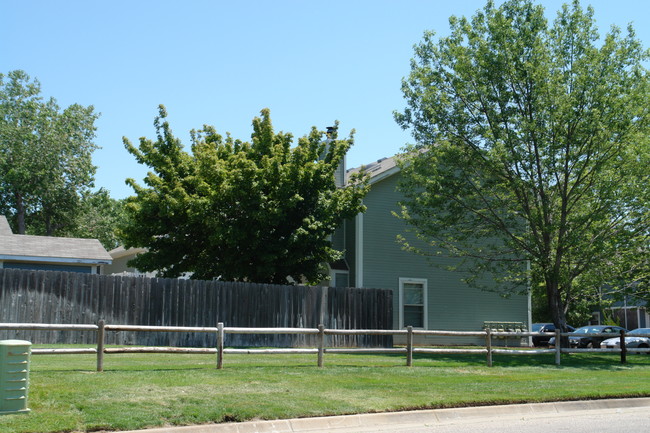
[
  {"left": 531, "top": 323, "right": 575, "bottom": 347},
  {"left": 549, "top": 325, "right": 628, "bottom": 349}
]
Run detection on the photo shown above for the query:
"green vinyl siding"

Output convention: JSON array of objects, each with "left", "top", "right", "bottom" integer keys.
[
  {"left": 335, "top": 158, "right": 346, "bottom": 188},
  {"left": 331, "top": 222, "right": 345, "bottom": 252},
  {"left": 356, "top": 172, "right": 528, "bottom": 336},
  {"left": 344, "top": 215, "right": 356, "bottom": 288}
]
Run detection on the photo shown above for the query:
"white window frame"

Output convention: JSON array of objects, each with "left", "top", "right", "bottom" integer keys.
[{"left": 399, "top": 277, "right": 428, "bottom": 329}]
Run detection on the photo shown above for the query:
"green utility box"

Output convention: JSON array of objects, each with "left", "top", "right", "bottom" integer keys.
[{"left": 0, "top": 340, "right": 31, "bottom": 415}]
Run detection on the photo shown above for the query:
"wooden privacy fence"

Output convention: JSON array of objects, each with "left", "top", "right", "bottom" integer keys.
[
  {"left": 1, "top": 322, "right": 645, "bottom": 370},
  {"left": 0, "top": 268, "right": 393, "bottom": 347}
]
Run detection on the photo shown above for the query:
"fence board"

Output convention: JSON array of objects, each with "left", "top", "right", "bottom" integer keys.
[{"left": 0, "top": 268, "right": 392, "bottom": 347}]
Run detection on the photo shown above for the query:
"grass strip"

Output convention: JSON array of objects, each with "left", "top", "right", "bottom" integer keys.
[{"left": 1, "top": 347, "right": 649, "bottom": 433}]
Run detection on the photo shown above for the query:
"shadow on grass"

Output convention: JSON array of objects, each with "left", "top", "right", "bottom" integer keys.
[
  {"left": 29, "top": 345, "right": 650, "bottom": 372},
  {"left": 331, "top": 349, "right": 650, "bottom": 370}
]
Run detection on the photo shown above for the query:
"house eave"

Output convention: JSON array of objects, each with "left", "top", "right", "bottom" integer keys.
[
  {"left": 0, "top": 255, "right": 112, "bottom": 265},
  {"left": 368, "top": 166, "right": 400, "bottom": 185},
  {"left": 108, "top": 246, "right": 147, "bottom": 259}
]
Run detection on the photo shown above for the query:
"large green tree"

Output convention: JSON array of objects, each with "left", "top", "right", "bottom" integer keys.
[
  {"left": 64, "top": 188, "right": 127, "bottom": 251},
  {"left": 0, "top": 70, "right": 99, "bottom": 235},
  {"left": 394, "top": 0, "right": 650, "bottom": 333},
  {"left": 121, "top": 106, "right": 368, "bottom": 284}
]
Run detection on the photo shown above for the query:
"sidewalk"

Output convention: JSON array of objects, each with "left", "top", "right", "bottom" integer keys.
[{"left": 119, "top": 397, "right": 650, "bottom": 433}]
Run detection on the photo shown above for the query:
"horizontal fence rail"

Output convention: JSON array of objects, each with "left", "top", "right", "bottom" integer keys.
[
  {"left": 1, "top": 322, "right": 647, "bottom": 371},
  {"left": 0, "top": 323, "right": 98, "bottom": 331}
]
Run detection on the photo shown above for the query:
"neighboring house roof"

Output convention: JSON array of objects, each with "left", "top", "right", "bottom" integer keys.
[
  {"left": 0, "top": 217, "right": 12, "bottom": 236},
  {"left": 108, "top": 245, "right": 147, "bottom": 260},
  {"left": 0, "top": 216, "right": 112, "bottom": 264}
]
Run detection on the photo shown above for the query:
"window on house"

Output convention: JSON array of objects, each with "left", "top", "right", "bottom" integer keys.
[
  {"left": 399, "top": 278, "right": 427, "bottom": 329},
  {"left": 334, "top": 272, "right": 349, "bottom": 288}
]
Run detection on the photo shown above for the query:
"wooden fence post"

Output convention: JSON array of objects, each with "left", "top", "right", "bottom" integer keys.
[
  {"left": 97, "top": 319, "right": 105, "bottom": 372},
  {"left": 485, "top": 328, "right": 492, "bottom": 367},
  {"left": 317, "top": 324, "right": 325, "bottom": 367},
  {"left": 620, "top": 329, "right": 627, "bottom": 364},
  {"left": 555, "top": 328, "right": 561, "bottom": 366},
  {"left": 406, "top": 326, "right": 413, "bottom": 367},
  {"left": 217, "top": 322, "right": 224, "bottom": 369}
]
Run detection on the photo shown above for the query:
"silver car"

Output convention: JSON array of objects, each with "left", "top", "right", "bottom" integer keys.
[{"left": 600, "top": 327, "right": 650, "bottom": 352}]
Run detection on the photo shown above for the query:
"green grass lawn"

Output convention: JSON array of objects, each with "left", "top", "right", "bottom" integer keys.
[{"left": 1, "top": 348, "right": 650, "bottom": 433}]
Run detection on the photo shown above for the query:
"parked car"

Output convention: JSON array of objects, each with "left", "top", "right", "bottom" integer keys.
[
  {"left": 531, "top": 323, "right": 575, "bottom": 347},
  {"left": 600, "top": 328, "right": 650, "bottom": 353},
  {"left": 548, "top": 325, "right": 628, "bottom": 348}
]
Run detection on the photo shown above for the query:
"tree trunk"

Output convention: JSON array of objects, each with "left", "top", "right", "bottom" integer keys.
[
  {"left": 15, "top": 192, "right": 26, "bottom": 234},
  {"left": 44, "top": 211, "right": 53, "bottom": 236},
  {"left": 546, "top": 278, "right": 570, "bottom": 348}
]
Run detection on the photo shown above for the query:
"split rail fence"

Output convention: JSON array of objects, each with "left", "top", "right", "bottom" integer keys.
[{"left": 1, "top": 322, "right": 645, "bottom": 370}]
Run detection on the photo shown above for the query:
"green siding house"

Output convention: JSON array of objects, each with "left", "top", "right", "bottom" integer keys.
[{"left": 330, "top": 156, "right": 530, "bottom": 344}]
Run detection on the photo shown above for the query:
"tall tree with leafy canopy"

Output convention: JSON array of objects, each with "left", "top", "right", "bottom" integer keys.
[
  {"left": 0, "top": 70, "right": 99, "bottom": 235},
  {"left": 63, "top": 188, "right": 127, "bottom": 250},
  {"left": 121, "top": 106, "right": 368, "bottom": 284},
  {"left": 394, "top": 0, "right": 650, "bottom": 334}
]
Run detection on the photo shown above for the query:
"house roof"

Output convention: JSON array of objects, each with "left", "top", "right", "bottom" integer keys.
[
  {"left": 0, "top": 216, "right": 112, "bottom": 264},
  {"left": 0, "top": 216, "right": 12, "bottom": 236},
  {"left": 345, "top": 155, "right": 400, "bottom": 185}
]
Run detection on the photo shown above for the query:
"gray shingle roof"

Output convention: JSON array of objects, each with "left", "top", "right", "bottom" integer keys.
[
  {"left": 0, "top": 216, "right": 12, "bottom": 236},
  {"left": 0, "top": 216, "right": 112, "bottom": 263},
  {"left": 345, "top": 155, "right": 399, "bottom": 185}
]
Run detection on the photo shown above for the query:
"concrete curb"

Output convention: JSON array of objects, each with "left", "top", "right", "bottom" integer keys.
[{"left": 119, "top": 397, "right": 650, "bottom": 433}]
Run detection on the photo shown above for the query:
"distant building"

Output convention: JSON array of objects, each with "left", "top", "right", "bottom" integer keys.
[
  {"left": 0, "top": 215, "right": 112, "bottom": 274},
  {"left": 104, "top": 246, "right": 155, "bottom": 277}
]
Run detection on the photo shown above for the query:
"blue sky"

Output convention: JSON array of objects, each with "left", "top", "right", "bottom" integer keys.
[{"left": 2, "top": 0, "right": 649, "bottom": 199}]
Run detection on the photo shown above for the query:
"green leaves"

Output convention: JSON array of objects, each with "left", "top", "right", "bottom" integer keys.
[
  {"left": 396, "top": 0, "right": 650, "bottom": 325},
  {"left": 0, "top": 70, "right": 99, "bottom": 235},
  {"left": 65, "top": 188, "right": 127, "bottom": 250},
  {"left": 121, "top": 107, "right": 368, "bottom": 284}
]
